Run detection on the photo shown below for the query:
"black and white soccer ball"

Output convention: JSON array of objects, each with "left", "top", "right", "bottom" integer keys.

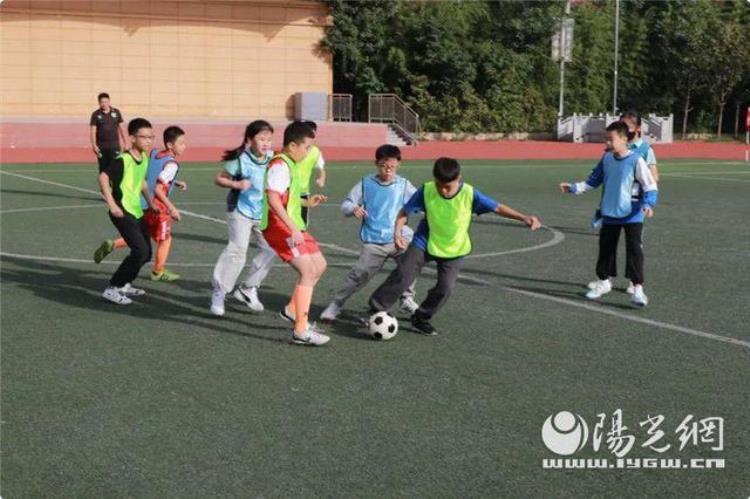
[{"left": 368, "top": 311, "right": 398, "bottom": 340}]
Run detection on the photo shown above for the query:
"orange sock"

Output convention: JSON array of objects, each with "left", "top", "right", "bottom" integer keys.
[
  {"left": 153, "top": 237, "right": 172, "bottom": 273},
  {"left": 293, "top": 285, "right": 313, "bottom": 334},
  {"left": 113, "top": 238, "right": 127, "bottom": 249}
]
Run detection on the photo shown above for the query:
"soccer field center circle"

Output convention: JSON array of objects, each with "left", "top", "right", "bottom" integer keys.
[{"left": 0, "top": 202, "right": 565, "bottom": 266}]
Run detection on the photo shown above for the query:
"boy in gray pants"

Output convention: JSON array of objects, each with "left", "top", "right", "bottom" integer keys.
[{"left": 320, "top": 145, "right": 419, "bottom": 322}]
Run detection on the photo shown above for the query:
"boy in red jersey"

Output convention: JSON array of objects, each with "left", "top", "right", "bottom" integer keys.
[{"left": 261, "top": 121, "right": 329, "bottom": 346}]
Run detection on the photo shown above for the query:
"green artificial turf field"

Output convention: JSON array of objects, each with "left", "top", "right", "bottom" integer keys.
[{"left": 1, "top": 159, "right": 749, "bottom": 497}]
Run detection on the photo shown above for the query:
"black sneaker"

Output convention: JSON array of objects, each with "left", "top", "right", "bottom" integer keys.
[{"left": 411, "top": 314, "right": 438, "bottom": 336}]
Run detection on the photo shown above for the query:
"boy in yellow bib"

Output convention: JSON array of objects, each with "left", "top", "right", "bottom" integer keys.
[
  {"left": 294, "top": 120, "right": 326, "bottom": 226},
  {"left": 98, "top": 118, "right": 160, "bottom": 305},
  {"left": 369, "top": 157, "right": 541, "bottom": 335}
]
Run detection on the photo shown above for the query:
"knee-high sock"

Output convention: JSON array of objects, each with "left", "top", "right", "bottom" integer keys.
[
  {"left": 293, "top": 285, "right": 313, "bottom": 334},
  {"left": 113, "top": 237, "right": 127, "bottom": 249},
  {"left": 153, "top": 236, "right": 172, "bottom": 273}
]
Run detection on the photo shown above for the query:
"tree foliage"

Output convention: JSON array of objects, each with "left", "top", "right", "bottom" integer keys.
[{"left": 322, "top": 0, "right": 750, "bottom": 135}]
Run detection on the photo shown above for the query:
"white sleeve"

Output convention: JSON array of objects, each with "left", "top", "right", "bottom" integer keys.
[
  {"left": 635, "top": 157, "right": 658, "bottom": 192},
  {"left": 315, "top": 152, "right": 325, "bottom": 170},
  {"left": 266, "top": 163, "right": 290, "bottom": 193},
  {"left": 404, "top": 180, "right": 417, "bottom": 203},
  {"left": 572, "top": 181, "right": 595, "bottom": 194},
  {"left": 157, "top": 162, "right": 179, "bottom": 184},
  {"left": 646, "top": 148, "right": 657, "bottom": 166},
  {"left": 341, "top": 180, "right": 363, "bottom": 216}
]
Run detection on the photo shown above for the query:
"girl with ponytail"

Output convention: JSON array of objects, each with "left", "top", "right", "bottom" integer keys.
[{"left": 210, "top": 120, "right": 278, "bottom": 316}]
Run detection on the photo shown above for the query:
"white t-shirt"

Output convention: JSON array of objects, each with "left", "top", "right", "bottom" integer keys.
[
  {"left": 266, "top": 160, "right": 290, "bottom": 194},
  {"left": 158, "top": 161, "right": 179, "bottom": 185},
  {"left": 315, "top": 152, "right": 325, "bottom": 170}
]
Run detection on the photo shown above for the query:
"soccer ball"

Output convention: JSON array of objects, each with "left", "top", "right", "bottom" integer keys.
[{"left": 368, "top": 311, "right": 398, "bottom": 340}]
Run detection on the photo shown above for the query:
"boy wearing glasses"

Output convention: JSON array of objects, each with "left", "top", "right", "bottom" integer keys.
[
  {"left": 320, "top": 145, "right": 419, "bottom": 322},
  {"left": 98, "top": 118, "right": 160, "bottom": 305}
]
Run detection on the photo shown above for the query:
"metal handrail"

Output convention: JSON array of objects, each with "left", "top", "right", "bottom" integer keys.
[
  {"left": 328, "top": 93, "right": 352, "bottom": 122},
  {"left": 368, "top": 93, "right": 420, "bottom": 144}
]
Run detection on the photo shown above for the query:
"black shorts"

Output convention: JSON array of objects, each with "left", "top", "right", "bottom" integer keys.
[
  {"left": 301, "top": 193, "right": 310, "bottom": 226},
  {"left": 97, "top": 149, "right": 120, "bottom": 173}
]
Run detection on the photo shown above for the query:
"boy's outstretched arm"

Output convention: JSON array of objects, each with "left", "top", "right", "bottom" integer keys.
[
  {"left": 495, "top": 204, "right": 541, "bottom": 230},
  {"left": 560, "top": 158, "right": 604, "bottom": 194}
]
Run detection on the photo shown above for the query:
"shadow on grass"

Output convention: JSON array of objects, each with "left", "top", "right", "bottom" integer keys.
[
  {"left": 0, "top": 188, "right": 100, "bottom": 203},
  {"left": 457, "top": 267, "right": 638, "bottom": 311},
  {"left": 173, "top": 231, "right": 228, "bottom": 247},
  {"left": 0, "top": 256, "right": 291, "bottom": 344}
]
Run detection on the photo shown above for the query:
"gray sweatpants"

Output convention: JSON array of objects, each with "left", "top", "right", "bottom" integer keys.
[
  {"left": 369, "top": 245, "right": 462, "bottom": 320},
  {"left": 212, "top": 210, "right": 276, "bottom": 294},
  {"left": 331, "top": 242, "right": 416, "bottom": 307}
]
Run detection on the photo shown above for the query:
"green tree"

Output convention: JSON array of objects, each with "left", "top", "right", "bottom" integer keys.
[
  {"left": 705, "top": 1, "right": 750, "bottom": 137},
  {"left": 652, "top": 1, "right": 716, "bottom": 138},
  {"left": 321, "top": 0, "right": 750, "bottom": 136}
]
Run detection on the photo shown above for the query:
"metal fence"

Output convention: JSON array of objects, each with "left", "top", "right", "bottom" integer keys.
[
  {"left": 368, "top": 93, "right": 420, "bottom": 144},
  {"left": 328, "top": 94, "right": 352, "bottom": 122},
  {"left": 557, "top": 114, "right": 674, "bottom": 143}
]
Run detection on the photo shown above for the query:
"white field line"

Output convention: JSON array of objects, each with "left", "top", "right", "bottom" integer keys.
[
  {"left": 3, "top": 170, "right": 748, "bottom": 350},
  {"left": 662, "top": 171, "right": 750, "bottom": 176},
  {"left": 661, "top": 173, "right": 750, "bottom": 184}
]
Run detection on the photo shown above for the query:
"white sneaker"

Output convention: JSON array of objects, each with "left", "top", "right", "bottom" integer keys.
[
  {"left": 290, "top": 325, "right": 330, "bottom": 346},
  {"left": 119, "top": 282, "right": 146, "bottom": 296},
  {"left": 585, "top": 279, "right": 612, "bottom": 300},
  {"left": 626, "top": 281, "right": 636, "bottom": 295},
  {"left": 103, "top": 286, "right": 132, "bottom": 305},
  {"left": 210, "top": 289, "right": 225, "bottom": 316},
  {"left": 587, "top": 279, "right": 613, "bottom": 290},
  {"left": 631, "top": 285, "right": 648, "bottom": 307},
  {"left": 320, "top": 302, "right": 341, "bottom": 322},
  {"left": 398, "top": 296, "right": 419, "bottom": 315},
  {"left": 233, "top": 286, "right": 264, "bottom": 313}
]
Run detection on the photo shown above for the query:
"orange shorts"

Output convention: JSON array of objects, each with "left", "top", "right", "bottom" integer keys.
[
  {"left": 263, "top": 228, "right": 320, "bottom": 262},
  {"left": 144, "top": 209, "right": 172, "bottom": 242}
]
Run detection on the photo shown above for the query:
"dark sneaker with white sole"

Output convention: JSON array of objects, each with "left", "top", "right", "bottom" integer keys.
[{"left": 411, "top": 314, "right": 438, "bottom": 336}]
